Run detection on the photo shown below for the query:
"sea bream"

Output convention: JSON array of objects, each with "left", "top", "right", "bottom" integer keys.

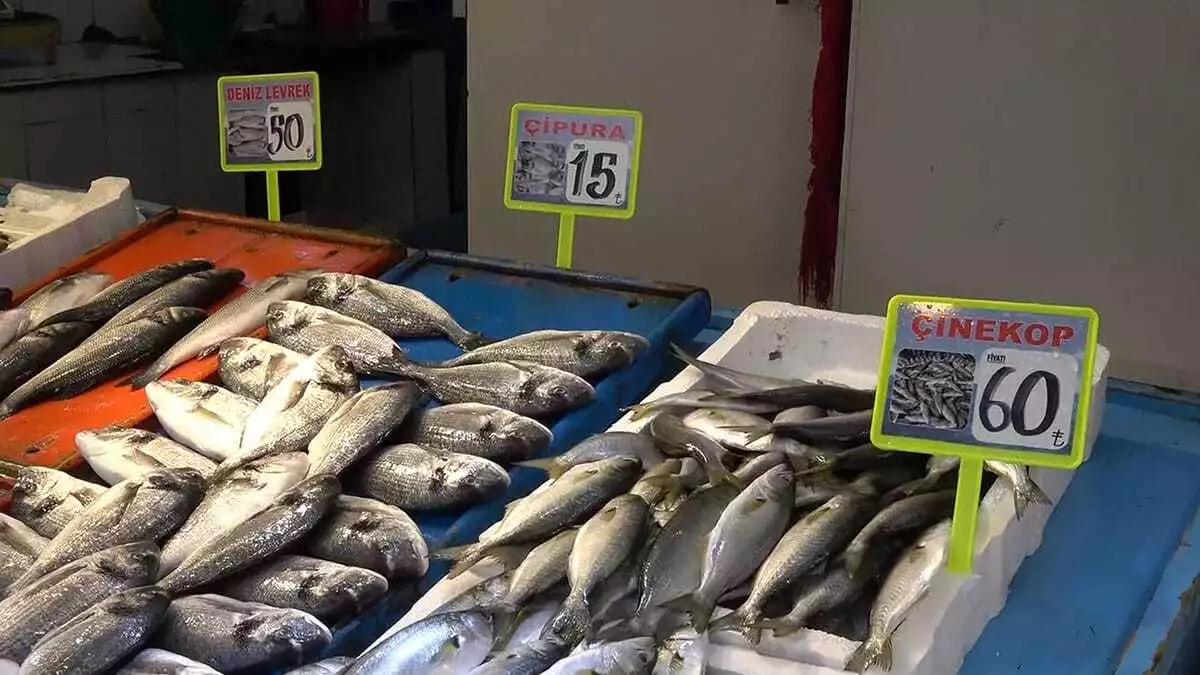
[
  {"left": 8, "top": 467, "right": 105, "bottom": 538},
  {"left": 441, "top": 329, "right": 648, "bottom": 378},
  {"left": 115, "top": 648, "right": 221, "bottom": 675},
  {"left": 402, "top": 402, "right": 553, "bottom": 463},
  {"left": 35, "top": 259, "right": 213, "bottom": 328},
  {"left": 145, "top": 379, "right": 258, "bottom": 462},
  {"left": 395, "top": 360, "right": 595, "bottom": 417},
  {"left": 214, "top": 554, "right": 388, "bottom": 623},
  {"left": 307, "top": 272, "right": 487, "bottom": 349},
  {"left": 0, "top": 322, "right": 93, "bottom": 401},
  {"left": 350, "top": 443, "right": 510, "bottom": 511},
  {"left": 218, "top": 337, "right": 307, "bottom": 401},
  {"left": 134, "top": 269, "right": 323, "bottom": 388},
  {"left": 75, "top": 426, "right": 216, "bottom": 484},
  {"left": 266, "top": 300, "right": 410, "bottom": 376},
  {"left": 302, "top": 495, "right": 428, "bottom": 580},
  {"left": 307, "top": 382, "right": 422, "bottom": 477}
]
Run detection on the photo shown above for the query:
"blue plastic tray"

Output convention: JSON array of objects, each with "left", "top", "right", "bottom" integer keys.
[{"left": 323, "top": 250, "right": 711, "bottom": 655}]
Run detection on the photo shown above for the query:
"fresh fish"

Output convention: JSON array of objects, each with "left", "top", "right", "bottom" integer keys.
[
  {"left": 757, "top": 552, "right": 891, "bottom": 638},
  {"left": 159, "top": 452, "right": 309, "bottom": 575},
  {"left": 466, "top": 637, "right": 569, "bottom": 675},
  {"left": 218, "top": 337, "right": 306, "bottom": 401},
  {"left": 79, "top": 268, "right": 245, "bottom": 349},
  {"left": 517, "top": 431, "right": 663, "bottom": 478},
  {"left": 158, "top": 474, "right": 340, "bottom": 594},
  {"left": 19, "top": 586, "right": 170, "bottom": 675},
  {"left": 75, "top": 427, "right": 215, "bottom": 485},
  {"left": 0, "top": 542, "right": 160, "bottom": 662},
  {"left": 544, "top": 494, "right": 648, "bottom": 642},
  {"left": 153, "top": 595, "right": 331, "bottom": 673},
  {"left": 716, "top": 383, "right": 876, "bottom": 414},
  {"left": 0, "top": 514, "right": 47, "bottom": 592},
  {"left": 145, "top": 379, "right": 258, "bottom": 462},
  {"left": 0, "top": 307, "right": 207, "bottom": 419},
  {"left": 881, "top": 455, "right": 960, "bottom": 505},
  {"left": 215, "top": 554, "right": 388, "bottom": 623},
  {"left": 35, "top": 259, "right": 213, "bottom": 328},
  {"left": 846, "top": 519, "right": 952, "bottom": 673},
  {"left": 116, "top": 648, "right": 221, "bottom": 675},
  {"left": 350, "top": 443, "right": 510, "bottom": 511},
  {"left": 733, "top": 451, "right": 789, "bottom": 483},
  {"left": 449, "top": 457, "right": 642, "bottom": 575},
  {"left": 404, "top": 402, "right": 553, "bottom": 463},
  {"left": 18, "top": 271, "right": 112, "bottom": 328},
  {"left": 308, "top": 382, "right": 422, "bottom": 477},
  {"left": 498, "top": 600, "right": 561, "bottom": 652},
  {"left": 648, "top": 413, "right": 739, "bottom": 488},
  {"left": 345, "top": 610, "right": 493, "bottom": 675},
  {"left": 794, "top": 471, "right": 854, "bottom": 510},
  {"left": 397, "top": 360, "right": 595, "bottom": 417},
  {"left": 630, "top": 459, "right": 686, "bottom": 510},
  {"left": 668, "top": 343, "right": 803, "bottom": 391},
  {"left": 651, "top": 627, "right": 708, "bottom": 675},
  {"left": 771, "top": 410, "right": 873, "bottom": 448},
  {"left": 844, "top": 490, "right": 956, "bottom": 576},
  {"left": 542, "top": 636, "right": 656, "bottom": 675},
  {"left": 0, "top": 309, "right": 30, "bottom": 352},
  {"left": 623, "top": 389, "right": 776, "bottom": 421},
  {"left": 664, "top": 464, "right": 795, "bottom": 630},
  {"left": 281, "top": 657, "right": 353, "bottom": 675},
  {"left": 493, "top": 529, "right": 578, "bottom": 611},
  {"left": 218, "top": 345, "right": 358, "bottom": 477},
  {"left": 303, "top": 495, "right": 429, "bottom": 579},
  {"left": 307, "top": 272, "right": 487, "bottom": 349},
  {"left": 986, "top": 460, "right": 1052, "bottom": 520},
  {"left": 634, "top": 484, "right": 740, "bottom": 620},
  {"left": 774, "top": 406, "right": 826, "bottom": 425},
  {"left": 680, "top": 408, "right": 772, "bottom": 450},
  {"left": 133, "top": 269, "right": 323, "bottom": 387},
  {"left": 442, "top": 329, "right": 648, "bottom": 378},
  {"left": 0, "top": 322, "right": 93, "bottom": 400},
  {"left": 10, "top": 469, "right": 203, "bottom": 592},
  {"left": 711, "top": 490, "right": 879, "bottom": 635},
  {"left": 267, "top": 300, "right": 409, "bottom": 376},
  {"left": 9, "top": 467, "right": 104, "bottom": 538}
]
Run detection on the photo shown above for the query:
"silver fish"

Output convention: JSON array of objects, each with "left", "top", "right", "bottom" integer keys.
[
  {"left": 517, "top": 431, "right": 663, "bottom": 479},
  {"left": 843, "top": 489, "right": 956, "bottom": 576},
  {"left": 18, "top": 271, "right": 112, "bottom": 328},
  {"left": 153, "top": 595, "right": 331, "bottom": 673},
  {"left": 20, "top": 586, "right": 170, "bottom": 675},
  {"left": 398, "top": 360, "right": 595, "bottom": 417},
  {"left": 146, "top": 379, "right": 258, "bottom": 462},
  {"left": 775, "top": 406, "right": 826, "bottom": 425},
  {"left": 351, "top": 443, "right": 510, "bottom": 511},
  {"left": 307, "top": 272, "right": 486, "bottom": 349},
  {"left": 403, "top": 402, "right": 553, "bottom": 463},
  {"left": 9, "top": 467, "right": 104, "bottom": 538},
  {"left": 664, "top": 464, "right": 794, "bottom": 630},
  {"left": 0, "top": 542, "right": 160, "bottom": 662},
  {"left": 281, "top": 657, "right": 353, "bottom": 675},
  {"left": 443, "top": 329, "right": 648, "bottom": 378},
  {"left": 158, "top": 474, "right": 340, "bottom": 594},
  {"left": 760, "top": 544, "right": 901, "bottom": 638},
  {"left": 35, "top": 259, "right": 213, "bottom": 328},
  {"left": 712, "top": 490, "right": 878, "bottom": 635},
  {"left": 266, "top": 300, "right": 409, "bottom": 376},
  {"left": 116, "top": 648, "right": 221, "bottom": 675},
  {"left": 0, "top": 307, "right": 207, "bottom": 419},
  {"left": 846, "top": 519, "right": 952, "bottom": 673},
  {"left": 75, "top": 426, "right": 216, "bottom": 485},
  {"left": 0, "top": 514, "right": 47, "bottom": 593},
  {"left": 159, "top": 452, "right": 309, "bottom": 575},
  {"left": 467, "top": 638, "right": 569, "bottom": 675},
  {"left": 345, "top": 611, "right": 493, "bottom": 675},
  {"left": 303, "top": 495, "right": 429, "bottom": 579},
  {"left": 133, "top": 269, "right": 323, "bottom": 388},
  {"left": 449, "top": 457, "right": 642, "bottom": 575},
  {"left": 545, "top": 494, "right": 648, "bottom": 642},
  {"left": 771, "top": 409, "right": 873, "bottom": 448},
  {"left": 218, "top": 337, "right": 306, "bottom": 401},
  {"left": 497, "top": 600, "right": 561, "bottom": 653},
  {"left": 9, "top": 469, "right": 203, "bottom": 592},
  {"left": 680, "top": 408, "right": 772, "bottom": 449},
  {"left": 647, "top": 413, "right": 739, "bottom": 488},
  {"left": 0, "top": 308, "right": 30, "bottom": 352},
  {"left": 0, "top": 322, "right": 93, "bottom": 400},
  {"left": 623, "top": 388, "right": 776, "bottom": 422},
  {"left": 218, "top": 345, "right": 358, "bottom": 478},
  {"left": 986, "top": 460, "right": 1052, "bottom": 520},
  {"left": 733, "top": 451, "right": 789, "bottom": 484},
  {"left": 494, "top": 529, "right": 578, "bottom": 611},
  {"left": 668, "top": 343, "right": 803, "bottom": 391},
  {"left": 215, "top": 554, "right": 388, "bottom": 623},
  {"left": 543, "top": 636, "right": 656, "bottom": 675},
  {"left": 307, "top": 382, "right": 422, "bottom": 477}
]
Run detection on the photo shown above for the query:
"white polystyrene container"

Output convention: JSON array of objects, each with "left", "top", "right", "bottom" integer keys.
[{"left": 608, "top": 301, "right": 1110, "bottom": 675}]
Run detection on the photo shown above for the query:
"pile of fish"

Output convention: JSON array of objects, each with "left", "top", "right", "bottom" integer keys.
[
  {"left": 0, "top": 268, "right": 654, "bottom": 674},
  {"left": 332, "top": 348, "right": 1052, "bottom": 675}
]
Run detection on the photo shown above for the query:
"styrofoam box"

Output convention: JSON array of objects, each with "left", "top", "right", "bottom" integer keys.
[
  {"left": 0, "top": 177, "right": 140, "bottom": 290},
  {"left": 608, "top": 301, "right": 1111, "bottom": 675}
]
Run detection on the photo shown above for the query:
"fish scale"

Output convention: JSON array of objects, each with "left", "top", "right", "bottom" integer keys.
[
  {"left": 18, "top": 271, "right": 112, "bottom": 328},
  {"left": 302, "top": 495, "right": 429, "bottom": 580},
  {"left": 307, "top": 382, "right": 422, "bottom": 477},
  {"left": 442, "top": 329, "right": 648, "bottom": 378},
  {"left": 9, "top": 467, "right": 105, "bottom": 538},
  {"left": 0, "top": 321, "right": 93, "bottom": 400},
  {"left": 214, "top": 554, "right": 389, "bottom": 623},
  {"left": 350, "top": 443, "right": 510, "bottom": 511},
  {"left": 267, "top": 300, "right": 409, "bottom": 376}
]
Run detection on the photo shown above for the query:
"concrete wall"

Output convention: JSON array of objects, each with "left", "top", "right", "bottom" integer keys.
[
  {"left": 467, "top": 1, "right": 820, "bottom": 307},
  {"left": 838, "top": 0, "right": 1200, "bottom": 389}
]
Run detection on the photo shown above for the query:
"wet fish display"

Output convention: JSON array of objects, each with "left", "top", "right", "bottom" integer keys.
[
  {"left": 18, "top": 271, "right": 112, "bottom": 329},
  {"left": 267, "top": 300, "right": 410, "bottom": 376},
  {"left": 76, "top": 427, "right": 216, "bottom": 485},
  {"left": 145, "top": 379, "right": 258, "bottom": 462},
  {"left": 9, "top": 467, "right": 105, "bottom": 538},
  {"left": 214, "top": 554, "right": 388, "bottom": 623},
  {"left": 350, "top": 443, "right": 511, "bottom": 511},
  {"left": 403, "top": 402, "right": 553, "bottom": 463},
  {"left": 396, "top": 360, "right": 595, "bottom": 417},
  {"left": 0, "top": 322, "right": 93, "bottom": 400},
  {"left": 302, "top": 496, "right": 429, "bottom": 580},
  {"left": 307, "top": 272, "right": 487, "bottom": 349},
  {"left": 134, "top": 269, "right": 322, "bottom": 387},
  {"left": 442, "top": 329, "right": 648, "bottom": 378},
  {"left": 307, "top": 382, "right": 422, "bottom": 477},
  {"left": 35, "top": 259, "right": 213, "bottom": 328},
  {"left": 218, "top": 337, "right": 306, "bottom": 401}
]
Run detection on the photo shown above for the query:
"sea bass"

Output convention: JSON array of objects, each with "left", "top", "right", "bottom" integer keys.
[
  {"left": 397, "top": 360, "right": 595, "bottom": 417},
  {"left": 133, "top": 269, "right": 323, "bottom": 387},
  {"left": 442, "top": 329, "right": 648, "bottom": 378},
  {"left": 0, "top": 514, "right": 47, "bottom": 594},
  {"left": 307, "top": 382, "right": 422, "bottom": 477},
  {"left": 302, "top": 495, "right": 428, "bottom": 579},
  {"left": 145, "top": 379, "right": 258, "bottom": 461},
  {"left": 35, "top": 259, "right": 213, "bottom": 328},
  {"left": 0, "top": 307, "right": 207, "bottom": 419},
  {"left": 215, "top": 555, "right": 388, "bottom": 623},
  {"left": 266, "top": 300, "right": 409, "bottom": 376},
  {"left": 307, "top": 272, "right": 487, "bottom": 349},
  {"left": 403, "top": 402, "right": 553, "bottom": 463},
  {"left": 217, "top": 337, "right": 306, "bottom": 401},
  {"left": 0, "top": 322, "right": 93, "bottom": 400},
  {"left": 18, "top": 271, "right": 112, "bottom": 328},
  {"left": 350, "top": 443, "right": 510, "bottom": 511},
  {"left": 0, "top": 308, "right": 30, "bottom": 352},
  {"left": 9, "top": 467, "right": 104, "bottom": 538},
  {"left": 75, "top": 426, "right": 216, "bottom": 484}
]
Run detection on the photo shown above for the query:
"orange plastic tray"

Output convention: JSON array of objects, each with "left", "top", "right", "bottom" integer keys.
[{"left": 0, "top": 209, "right": 403, "bottom": 473}]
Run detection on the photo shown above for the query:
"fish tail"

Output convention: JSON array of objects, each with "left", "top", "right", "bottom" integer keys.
[
  {"left": 708, "top": 607, "right": 750, "bottom": 633},
  {"left": 1012, "top": 477, "right": 1052, "bottom": 520},
  {"left": 757, "top": 614, "right": 804, "bottom": 638},
  {"left": 717, "top": 424, "right": 773, "bottom": 444},
  {"left": 662, "top": 590, "right": 718, "bottom": 631},
  {"left": 846, "top": 634, "right": 892, "bottom": 673},
  {"left": 543, "top": 594, "right": 592, "bottom": 644},
  {"left": 441, "top": 543, "right": 486, "bottom": 578},
  {"left": 622, "top": 401, "right": 660, "bottom": 421},
  {"left": 512, "top": 457, "right": 563, "bottom": 478}
]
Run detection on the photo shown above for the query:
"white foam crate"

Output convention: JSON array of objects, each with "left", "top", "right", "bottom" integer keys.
[
  {"left": 609, "top": 301, "right": 1110, "bottom": 675},
  {"left": 0, "top": 177, "right": 140, "bottom": 290}
]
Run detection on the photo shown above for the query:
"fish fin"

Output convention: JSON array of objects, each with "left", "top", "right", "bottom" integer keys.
[
  {"left": 709, "top": 465, "right": 745, "bottom": 490},
  {"left": 128, "top": 368, "right": 160, "bottom": 389},
  {"left": 661, "top": 591, "right": 717, "bottom": 631},
  {"left": 430, "top": 543, "right": 474, "bottom": 562},
  {"left": 455, "top": 331, "right": 491, "bottom": 350},
  {"left": 716, "top": 424, "right": 772, "bottom": 444},
  {"left": 757, "top": 616, "right": 803, "bottom": 638},
  {"left": 197, "top": 343, "right": 222, "bottom": 358},
  {"left": 623, "top": 402, "right": 659, "bottom": 421},
  {"left": 845, "top": 635, "right": 892, "bottom": 673},
  {"left": 707, "top": 609, "right": 746, "bottom": 633},
  {"left": 513, "top": 457, "right": 559, "bottom": 474}
]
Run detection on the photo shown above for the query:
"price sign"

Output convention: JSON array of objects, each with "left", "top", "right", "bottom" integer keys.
[
  {"left": 871, "top": 295, "right": 1099, "bottom": 574},
  {"left": 218, "top": 72, "right": 322, "bottom": 172}
]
